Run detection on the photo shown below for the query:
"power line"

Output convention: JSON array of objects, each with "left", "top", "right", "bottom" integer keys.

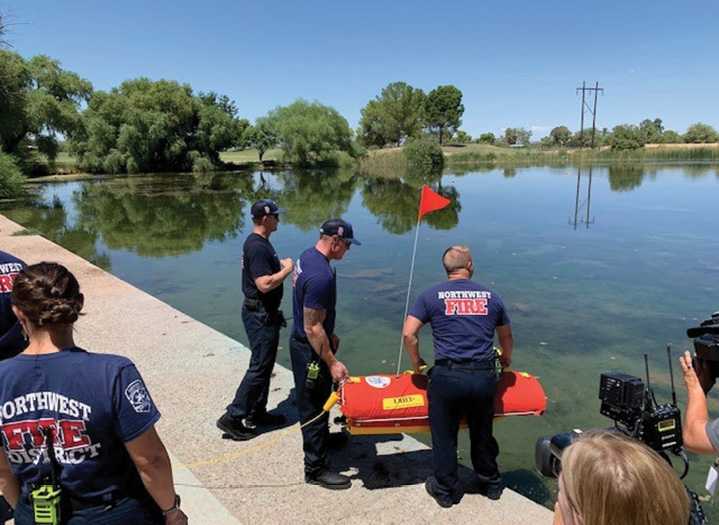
[{"left": 577, "top": 81, "right": 604, "bottom": 148}]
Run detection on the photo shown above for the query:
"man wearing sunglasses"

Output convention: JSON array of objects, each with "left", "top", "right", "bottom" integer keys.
[
  {"left": 217, "top": 199, "right": 294, "bottom": 441},
  {"left": 290, "top": 218, "right": 361, "bottom": 490}
]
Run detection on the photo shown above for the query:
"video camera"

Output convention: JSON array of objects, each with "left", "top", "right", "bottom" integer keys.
[
  {"left": 535, "top": 347, "right": 683, "bottom": 479},
  {"left": 689, "top": 311, "right": 719, "bottom": 383}
]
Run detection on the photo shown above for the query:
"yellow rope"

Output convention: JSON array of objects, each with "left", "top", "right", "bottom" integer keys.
[
  {"left": 184, "top": 393, "right": 341, "bottom": 469},
  {"left": 184, "top": 411, "right": 326, "bottom": 469}
]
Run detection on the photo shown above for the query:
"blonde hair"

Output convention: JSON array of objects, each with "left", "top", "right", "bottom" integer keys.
[
  {"left": 560, "top": 430, "right": 690, "bottom": 525},
  {"left": 442, "top": 245, "right": 472, "bottom": 275}
]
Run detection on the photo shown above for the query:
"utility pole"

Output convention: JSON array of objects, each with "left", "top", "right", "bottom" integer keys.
[{"left": 576, "top": 81, "right": 604, "bottom": 148}]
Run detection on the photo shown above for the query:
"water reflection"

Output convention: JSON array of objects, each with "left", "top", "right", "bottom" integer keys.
[
  {"left": 569, "top": 167, "right": 595, "bottom": 230},
  {"left": 6, "top": 194, "right": 112, "bottom": 270},
  {"left": 361, "top": 175, "right": 461, "bottom": 234},
  {"left": 72, "top": 173, "right": 253, "bottom": 257},
  {"left": 273, "top": 169, "right": 358, "bottom": 231},
  {"left": 608, "top": 165, "right": 644, "bottom": 192}
]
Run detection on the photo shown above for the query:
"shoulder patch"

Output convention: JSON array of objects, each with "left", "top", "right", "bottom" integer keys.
[{"left": 125, "top": 379, "right": 153, "bottom": 413}]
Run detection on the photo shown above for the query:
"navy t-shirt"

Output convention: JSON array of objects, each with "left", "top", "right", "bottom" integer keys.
[
  {"left": 0, "top": 251, "right": 27, "bottom": 357},
  {"left": 0, "top": 347, "right": 160, "bottom": 499},
  {"left": 291, "top": 247, "right": 336, "bottom": 340},
  {"left": 242, "top": 233, "right": 283, "bottom": 311},
  {"left": 408, "top": 279, "right": 510, "bottom": 362}
]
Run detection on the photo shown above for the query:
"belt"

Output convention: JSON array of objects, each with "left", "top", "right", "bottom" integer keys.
[
  {"left": 434, "top": 359, "right": 495, "bottom": 370},
  {"left": 243, "top": 297, "right": 264, "bottom": 312},
  {"left": 23, "top": 491, "right": 124, "bottom": 511},
  {"left": 292, "top": 336, "right": 310, "bottom": 344},
  {"left": 70, "top": 494, "right": 125, "bottom": 511}
]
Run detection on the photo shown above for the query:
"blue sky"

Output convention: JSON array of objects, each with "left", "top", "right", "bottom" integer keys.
[{"left": 3, "top": 0, "right": 718, "bottom": 139}]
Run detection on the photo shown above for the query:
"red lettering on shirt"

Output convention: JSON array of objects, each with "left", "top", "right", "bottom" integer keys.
[
  {"left": 0, "top": 273, "right": 18, "bottom": 292},
  {"left": 443, "top": 298, "right": 488, "bottom": 316},
  {"left": 2, "top": 419, "right": 90, "bottom": 450},
  {"left": 59, "top": 420, "right": 90, "bottom": 448}
]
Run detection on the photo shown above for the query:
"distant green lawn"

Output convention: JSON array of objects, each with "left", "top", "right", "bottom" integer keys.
[{"left": 220, "top": 148, "right": 282, "bottom": 164}]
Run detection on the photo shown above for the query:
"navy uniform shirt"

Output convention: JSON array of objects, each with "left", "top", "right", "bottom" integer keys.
[
  {"left": 242, "top": 233, "right": 283, "bottom": 311},
  {"left": 291, "top": 247, "right": 336, "bottom": 340},
  {"left": 408, "top": 279, "right": 510, "bottom": 362},
  {"left": 0, "top": 347, "right": 160, "bottom": 499},
  {"left": 0, "top": 251, "right": 27, "bottom": 358}
]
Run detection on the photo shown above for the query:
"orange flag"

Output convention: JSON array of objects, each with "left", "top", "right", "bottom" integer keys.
[{"left": 418, "top": 184, "right": 451, "bottom": 220}]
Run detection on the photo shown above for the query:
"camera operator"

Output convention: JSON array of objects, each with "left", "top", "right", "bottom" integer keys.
[
  {"left": 679, "top": 350, "right": 719, "bottom": 454},
  {"left": 554, "top": 430, "right": 690, "bottom": 525}
]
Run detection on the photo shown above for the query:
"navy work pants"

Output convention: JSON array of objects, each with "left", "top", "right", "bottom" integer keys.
[
  {"left": 226, "top": 306, "right": 282, "bottom": 420},
  {"left": 289, "top": 337, "right": 332, "bottom": 477},
  {"left": 427, "top": 363, "right": 501, "bottom": 502}
]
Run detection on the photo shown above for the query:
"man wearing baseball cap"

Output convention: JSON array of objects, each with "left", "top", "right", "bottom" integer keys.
[
  {"left": 217, "top": 199, "right": 294, "bottom": 440},
  {"left": 289, "top": 218, "right": 360, "bottom": 489}
]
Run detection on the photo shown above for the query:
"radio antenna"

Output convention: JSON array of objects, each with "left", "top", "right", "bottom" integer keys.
[
  {"left": 644, "top": 353, "right": 654, "bottom": 409},
  {"left": 667, "top": 344, "right": 677, "bottom": 405}
]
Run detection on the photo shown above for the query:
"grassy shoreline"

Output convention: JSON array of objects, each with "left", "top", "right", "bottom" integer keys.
[{"left": 23, "top": 143, "right": 719, "bottom": 178}]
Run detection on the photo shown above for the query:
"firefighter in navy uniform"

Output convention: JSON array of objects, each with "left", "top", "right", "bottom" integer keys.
[
  {"left": 0, "top": 250, "right": 28, "bottom": 359},
  {"left": 290, "top": 219, "right": 360, "bottom": 490},
  {"left": 403, "top": 245, "right": 514, "bottom": 508},
  {"left": 217, "top": 199, "right": 294, "bottom": 441},
  {"left": 0, "top": 252, "right": 27, "bottom": 525}
]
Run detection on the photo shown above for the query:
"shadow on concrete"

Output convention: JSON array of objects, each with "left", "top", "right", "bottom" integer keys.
[
  {"left": 332, "top": 433, "right": 433, "bottom": 489},
  {"left": 503, "top": 468, "right": 553, "bottom": 507}
]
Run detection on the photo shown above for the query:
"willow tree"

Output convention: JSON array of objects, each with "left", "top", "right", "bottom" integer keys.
[
  {"left": 0, "top": 50, "right": 92, "bottom": 161},
  {"left": 264, "top": 99, "right": 353, "bottom": 167},
  {"left": 70, "top": 78, "right": 246, "bottom": 173}
]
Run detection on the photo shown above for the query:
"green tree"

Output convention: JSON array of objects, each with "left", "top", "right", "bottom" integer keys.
[
  {"left": 70, "top": 78, "right": 243, "bottom": 173},
  {"left": 264, "top": 99, "right": 353, "bottom": 168},
  {"left": 404, "top": 136, "right": 444, "bottom": 173},
  {"left": 568, "top": 128, "right": 608, "bottom": 148},
  {"left": 453, "top": 130, "right": 472, "bottom": 143},
  {"left": 503, "top": 128, "right": 519, "bottom": 146},
  {"left": 515, "top": 128, "right": 532, "bottom": 146},
  {"left": 684, "top": 122, "right": 719, "bottom": 143},
  {"left": 0, "top": 50, "right": 92, "bottom": 161},
  {"left": 195, "top": 91, "right": 249, "bottom": 166},
  {"left": 477, "top": 132, "right": 495, "bottom": 144},
  {"left": 638, "top": 118, "right": 664, "bottom": 144},
  {"left": 610, "top": 124, "right": 643, "bottom": 150},
  {"left": 359, "top": 82, "right": 426, "bottom": 148},
  {"left": 424, "top": 85, "right": 464, "bottom": 145},
  {"left": 0, "top": 150, "right": 25, "bottom": 197},
  {"left": 550, "top": 126, "right": 572, "bottom": 147},
  {"left": 662, "top": 130, "right": 682, "bottom": 143},
  {"left": 241, "top": 118, "right": 277, "bottom": 163}
]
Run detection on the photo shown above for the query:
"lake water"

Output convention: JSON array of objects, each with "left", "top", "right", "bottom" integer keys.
[{"left": 2, "top": 164, "right": 718, "bottom": 511}]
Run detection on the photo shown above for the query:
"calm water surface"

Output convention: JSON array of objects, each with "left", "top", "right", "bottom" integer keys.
[{"left": 2, "top": 165, "right": 718, "bottom": 510}]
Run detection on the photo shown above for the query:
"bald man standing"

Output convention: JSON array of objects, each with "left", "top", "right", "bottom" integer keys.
[{"left": 403, "top": 245, "right": 513, "bottom": 508}]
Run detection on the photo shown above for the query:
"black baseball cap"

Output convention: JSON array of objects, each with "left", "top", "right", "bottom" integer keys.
[
  {"left": 320, "top": 218, "right": 361, "bottom": 246},
  {"left": 251, "top": 199, "right": 287, "bottom": 219}
]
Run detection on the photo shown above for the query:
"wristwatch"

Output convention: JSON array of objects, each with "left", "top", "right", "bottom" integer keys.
[{"left": 162, "top": 494, "right": 181, "bottom": 517}]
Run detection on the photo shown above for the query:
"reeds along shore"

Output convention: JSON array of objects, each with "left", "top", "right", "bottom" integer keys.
[{"left": 445, "top": 146, "right": 719, "bottom": 166}]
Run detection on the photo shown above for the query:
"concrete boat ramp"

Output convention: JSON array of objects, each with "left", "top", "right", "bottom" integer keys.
[{"left": 0, "top": 214, "right": 552, "bottom": 524}]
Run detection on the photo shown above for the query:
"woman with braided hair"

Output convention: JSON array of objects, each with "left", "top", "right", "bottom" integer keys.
[{"left": 0, "top": 262, "right": 187, "bottom": 524}]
